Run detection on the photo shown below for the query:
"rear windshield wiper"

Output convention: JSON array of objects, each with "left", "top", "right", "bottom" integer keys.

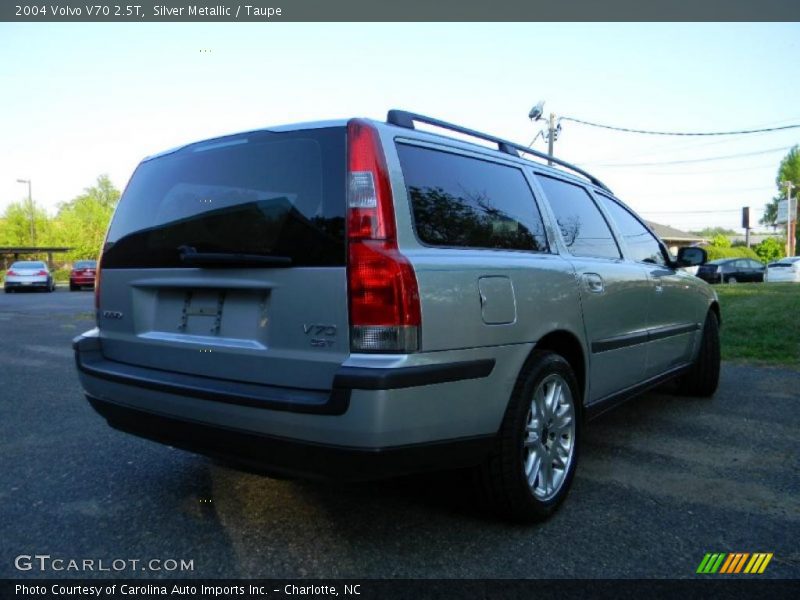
[{"left": 178, "top": 245, "right": 292, "bottom": 268}]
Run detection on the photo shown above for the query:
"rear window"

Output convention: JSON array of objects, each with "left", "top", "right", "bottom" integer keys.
[
  {"left": 396, "top": 144, "right": 548, "bottom": 252},
  {"left": 11, "top": 261, "right": 45, "bottom": 269},
  {"left": 74, "top": 261, "right": 96, "bottom": 269},
  {"left": 102, "top": 127, "right": 346, "bottom": 268},
  {"left": 535, "top": 175, "right": 621, "bottom": 260}
]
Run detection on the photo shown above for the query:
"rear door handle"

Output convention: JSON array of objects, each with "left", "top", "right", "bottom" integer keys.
[{"left": 582, "top": 273, "right": 604, "bottom": 294}]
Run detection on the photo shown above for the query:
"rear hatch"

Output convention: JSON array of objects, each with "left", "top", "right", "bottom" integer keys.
[{"left": 98, "top": 126, "right": 348, "bottom": 390}]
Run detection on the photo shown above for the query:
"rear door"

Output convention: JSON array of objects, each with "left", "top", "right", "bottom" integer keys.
[
  {"left": 98, "top": 127, "right": 349, "bottom": 391},
  {"left": 534, "top": 175, "right": 651, "bottom": 403}
]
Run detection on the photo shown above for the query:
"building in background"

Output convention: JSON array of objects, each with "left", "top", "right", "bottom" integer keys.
[{"left": 646, "top": 221, "right": 706, "bottom": 255}]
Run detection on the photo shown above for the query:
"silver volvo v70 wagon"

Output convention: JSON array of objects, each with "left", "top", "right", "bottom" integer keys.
[{"left": 74, "top": 110, "right": 720, "bottom": 521}]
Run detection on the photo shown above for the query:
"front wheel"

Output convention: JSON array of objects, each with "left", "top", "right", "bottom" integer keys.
[
  {"left": 481, "top": 351, "right": 581, "bottom": 522},
  {"left": 727, "top": 276, "right": 738, "bottom": 284},
  {"left": 678, "top": 310, "right": 720, "bottom": 397}
]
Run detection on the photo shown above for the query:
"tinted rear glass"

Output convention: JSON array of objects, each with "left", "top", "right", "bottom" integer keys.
[
  {"left": 397, "top": 144, "right": 548, "bottom": 252},
  {"left": 103, "top": 127, "right": 346, "bottom": 268},
  {"left": 11, "top": 262, "right": 45, "bottom": 269},
  {"left": 74, "top": 261, "right": 96, "bottom": 269}
]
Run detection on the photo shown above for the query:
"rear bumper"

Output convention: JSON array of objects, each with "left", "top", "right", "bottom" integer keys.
[
  {"left": 73, "top": 331, "right": 501, "bottom": 479},
  {"left": 765, "top": 273, "right": 800, "bottom": 283},
  {"left": 86, "top": 395, "right": 493, "bottom": 481},
  {"left": 4, "top": 279, "right": 49, "bottom": 288},
  {"left": 70, "top": 277, "right": 95, "bottom": 285},
  {"left": 74, "top": 334, "right": 494, "bottom": 416}
]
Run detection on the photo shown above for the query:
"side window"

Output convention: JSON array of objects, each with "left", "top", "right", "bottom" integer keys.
[
  {"left": 396, "top": 144, "right": 548, "bottom": 252},
  {"left": 597, "top": 194, "right": 667, "bottom": 266},
  {"left": 535, "top": 175, "right": 620, "bottom": 259}
]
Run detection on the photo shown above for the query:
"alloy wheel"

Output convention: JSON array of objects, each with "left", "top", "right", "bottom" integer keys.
[{"left": 522, "top": 373, "right": 576, "bottom": 501}]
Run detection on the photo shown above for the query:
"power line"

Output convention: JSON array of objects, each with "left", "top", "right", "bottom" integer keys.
[
  {"left": 584, "top": 145, "right": 791, "bottom": 168},
  {"left": 636, "top": 162, "right": 779, "bottom": 176},
  {"left": 560, "top": 116, "right": 800, "bottom": 137},
  {"left": 575, "top": 116, "right": 800, "bottom": 165},
  {"left": 632, "top": 185, "right": 774, "bottom": 197},
  {"left": 641, "top": 208, "right": 765, "bottom": 215}
]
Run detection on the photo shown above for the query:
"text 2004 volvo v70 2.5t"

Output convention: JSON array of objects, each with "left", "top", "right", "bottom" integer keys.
[{"left": 74, "top": 111, "right": 720, "bottom": 521}]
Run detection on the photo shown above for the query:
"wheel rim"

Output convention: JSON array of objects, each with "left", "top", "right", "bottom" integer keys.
[
  {"left": 728, "top": 277, "right": 737, "bottom": 283},
  {"left": 523, "top": 373, "right": 576, "bottom": 501}
]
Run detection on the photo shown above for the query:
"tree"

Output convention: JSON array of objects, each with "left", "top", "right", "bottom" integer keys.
[
  {"left": 760, "top": 145, "right": 800, "bottom": 230},
  {"left": 753, "top": 237, "right": 784, "bottom": 263},
  {"left": 709, "top": 233, "right": 732, "bottom": 248},
  {"left": 0, "top": 199, "right": 51, "bottom": 247},
  {"left": 51, "top": 174, "right": 121, "bottom": 260}
]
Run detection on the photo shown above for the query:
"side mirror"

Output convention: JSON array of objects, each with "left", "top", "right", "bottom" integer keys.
[{"left": 677, "top": 246, "right": 707, "bottom": 267}]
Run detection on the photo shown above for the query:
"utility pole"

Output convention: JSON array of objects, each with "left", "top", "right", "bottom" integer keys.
[
  {"left": 16, "top": 178, "right": 35, "bottom": 246},
  {"left": 528, "top": 102, "right": 560, "bottom": 165},
  {"left": 742, "top": 206, "right": 750, "bottom": 248},
  {"left": 547, "top": 112, "right": 556, "bottom": 165},
  {"left": 783, "top": 181, "right": 795, "bottom": 257}
]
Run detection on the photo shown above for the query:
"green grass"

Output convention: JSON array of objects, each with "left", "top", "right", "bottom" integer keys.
[{"left": 715, "top": 283, "right": 800, "bottom": 367}]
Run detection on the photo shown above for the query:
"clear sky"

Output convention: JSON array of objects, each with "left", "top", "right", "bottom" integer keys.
[{"left": 1, "top": 22, "right": 799, "bottom": 232}]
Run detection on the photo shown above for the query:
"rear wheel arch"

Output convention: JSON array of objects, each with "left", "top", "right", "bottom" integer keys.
[
  {"left": 709, "top": 301, "right": 721, "bottom": 327},
  {"left": 530, "top": 330, "right": 587, "bottom": 407}
]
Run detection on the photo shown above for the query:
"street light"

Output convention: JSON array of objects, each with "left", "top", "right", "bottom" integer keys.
[
  {"left": 16, "top": 178, "right": 35, "bottom": 246},
  {"left": 782, "top": 181, "right": 796, "bottom": 257}
]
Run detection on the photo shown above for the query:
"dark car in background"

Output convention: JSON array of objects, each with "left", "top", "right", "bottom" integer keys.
[
  {"left": 696, "top": 258, "right": 765, "bottom": 284},
  {"left": 69, "top": 260, "right": 98, "bottom": 291}
]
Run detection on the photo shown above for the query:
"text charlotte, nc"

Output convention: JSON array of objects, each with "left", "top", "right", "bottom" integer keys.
[{"left": 154, "top": 4, "right": 281, "bottom": 18}]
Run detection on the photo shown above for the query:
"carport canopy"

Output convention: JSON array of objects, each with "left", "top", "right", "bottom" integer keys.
[{"left": 0, "top": 246, "right": 72, "bottom": 269}]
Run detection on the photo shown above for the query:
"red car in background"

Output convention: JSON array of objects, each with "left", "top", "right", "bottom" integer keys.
[{"left": 69, "top": 260, "right": 97, "bottom": 291}]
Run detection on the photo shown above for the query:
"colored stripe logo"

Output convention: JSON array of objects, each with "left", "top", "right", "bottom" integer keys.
[{"left": 697, "top": 553, "right": 773, "bottom": 574}]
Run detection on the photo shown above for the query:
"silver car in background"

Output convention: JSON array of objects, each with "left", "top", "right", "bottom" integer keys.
[
  {"left": 765, "top": 256, "right": 800, "bottom": 282},
  {"left": 74, "top": 110, "right": 721, "bottom": 522},
  {"left": 3, "top": 260, "right": 55, "bottom": 293}
]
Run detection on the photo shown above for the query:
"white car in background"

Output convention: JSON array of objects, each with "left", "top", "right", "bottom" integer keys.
[
  {"left": 765, "top": 256, "right": 800, "bottom": 282},
  {"left": 3, "top": 260, "right": 56, "bottom": 292}
]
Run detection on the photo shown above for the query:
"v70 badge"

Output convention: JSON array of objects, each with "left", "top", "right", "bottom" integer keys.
[{"left": 303, "top": 323, "right": 337, "bottom": 348}]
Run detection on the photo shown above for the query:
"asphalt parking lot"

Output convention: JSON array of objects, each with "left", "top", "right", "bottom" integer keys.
[{"left": 1, "top": 289, "right": 798, "bottom": 579}]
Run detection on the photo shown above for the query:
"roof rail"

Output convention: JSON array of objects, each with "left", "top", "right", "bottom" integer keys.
[{"left": 386, "top": 109, "right": 611, "bottom": 192}]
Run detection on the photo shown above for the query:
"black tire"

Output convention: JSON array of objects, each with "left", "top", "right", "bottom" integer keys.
[
  {"left": 481, "top": 351, "right": 581, "bottom": 522},
  {"left": 69, "top": 282, "right": 77, "bottom": 291},
  {"left": 678, "top": 310, "right": 720, "bottom": 397}
]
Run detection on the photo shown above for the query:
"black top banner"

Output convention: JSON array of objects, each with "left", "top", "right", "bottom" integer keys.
[{"left": 3, "top": 0, "right": 800, "bottom": 22}]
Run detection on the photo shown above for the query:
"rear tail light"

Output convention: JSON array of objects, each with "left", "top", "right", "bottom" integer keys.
[
  {"left": 346, "top": 119, "right": 421, "bottom": 353},
  {"left": 7, "top": 270, "right": 18, "bottom": 276},
  {"left": 36, "top": 270, "right": 48, "bottom": 276}
]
